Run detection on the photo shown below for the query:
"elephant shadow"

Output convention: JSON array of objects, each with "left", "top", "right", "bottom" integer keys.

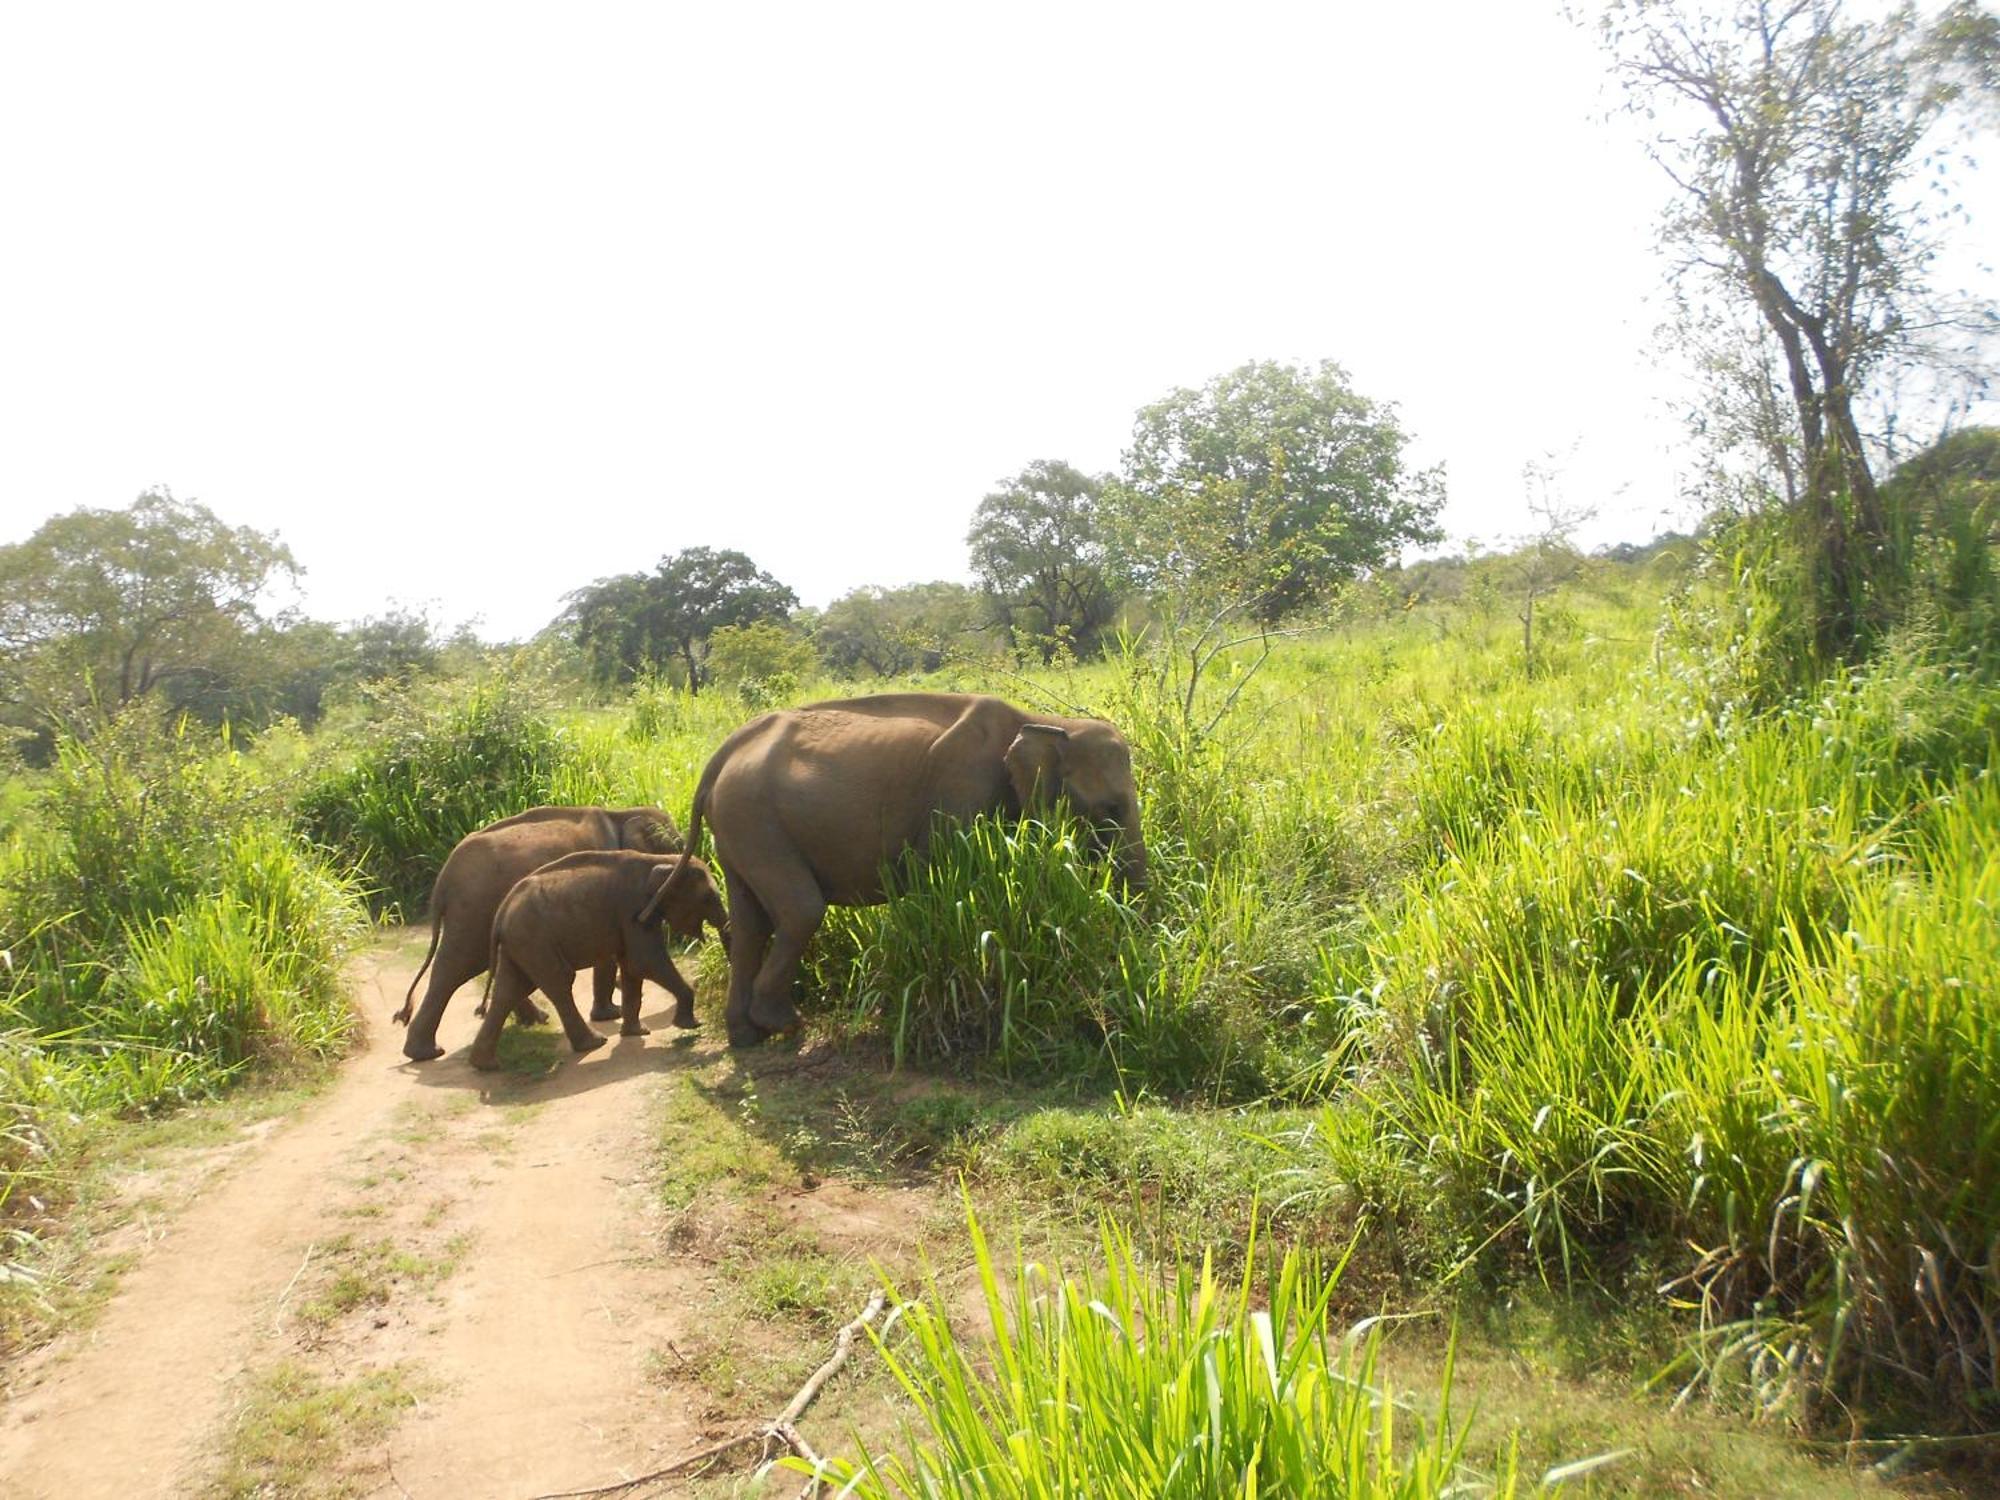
[{"left": 393, "top": 999, "right": 709, "bottom": 1107}]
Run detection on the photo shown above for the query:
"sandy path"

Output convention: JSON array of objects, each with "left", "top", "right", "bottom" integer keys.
[{"left": 0, "top": 933, "right": 706, "bottom": 1499}]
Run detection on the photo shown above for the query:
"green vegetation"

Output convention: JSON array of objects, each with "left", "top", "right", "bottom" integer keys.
[
  {"left": 205, "top": 1361, "right": 423, "bottom": 1500},
  {"left": 798, "top": 1206, "right": 1509, "bottom": 1498}
]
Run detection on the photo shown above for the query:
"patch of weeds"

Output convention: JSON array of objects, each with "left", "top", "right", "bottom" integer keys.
[
  {"left": 491, "top": 1024, "right": 564, "bottom": 1079},
  {"left": 727, "top": 1224, "right": 871, "bottom": 1332},
  {"left": 0, "top": 1078, "right": 332, "bottom": 1358},
  {"left": 645, "top": 1335, "right": 773, "bottom": 1411},
  {"left": 205, "top": 1361, "right": 424, "bottom": 1499},
  {"left": 1375, "top": 1327, "right": 1905, "bottom": 1500},
  {"left": 293, "top": 1235, "right": 454, "bottom": 1333},
  {"left": 977, "top": 1103, "right": 1299, "bottom": 1252},
  {"left": 657, "top": 1075, "right": 783, "bottom": 1212},
  {"left": 387, "top": 1093, "right": 474, "bottom": 1145},
  {"left": 714, "top": 1061, "right": 1028, "bottom": 1185},
  {"left": 351, "top": 1163, "right": 410, "bottom": 1192}
]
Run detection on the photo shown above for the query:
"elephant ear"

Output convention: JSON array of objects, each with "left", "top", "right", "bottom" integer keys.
[
  {"left": 1004, "top": 724, "right": 1070, "bottom": 811},
  {"left": 634, "top": 863, "right": 675, "bottom": 925}
]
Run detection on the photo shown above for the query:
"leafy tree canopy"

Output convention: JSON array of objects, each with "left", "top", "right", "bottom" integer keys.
[
  {"left": 967, "top": 460, "right": 1118, "bottom": 660},
  {"left": 1596, "top": 0, "right": 2000, "bottom": 655},
  {"left": 814, "top": 581, "right": 991, "bottom": 677},
  {"left": 561, "top": 546, "right": 797, "bottom": 694},
  {"left": 0, "top": 489, "right": 299, "bottom": 726},
  {"left": 1107, "top": 360, "right": 1444, "bottom": 622}
]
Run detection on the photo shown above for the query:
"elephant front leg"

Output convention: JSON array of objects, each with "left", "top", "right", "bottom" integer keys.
[
  {"left": 588, "top": 960, "right": 622, "bottom": 1024},
  {"left": 655, "top": 959, "right": 696, "bottom": 1031}
]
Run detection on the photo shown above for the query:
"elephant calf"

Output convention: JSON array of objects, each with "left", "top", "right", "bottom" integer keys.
[
  {"left": 397, "top": 804, "right": 681, "bottom": 1064},
  {"left": 468, "top": 850, "right": 730, "bottom": 1072}
]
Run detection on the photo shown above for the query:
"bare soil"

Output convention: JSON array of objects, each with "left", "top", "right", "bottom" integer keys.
[{"left": 0, "top": 932, "right": 878, "bottom": 1500}]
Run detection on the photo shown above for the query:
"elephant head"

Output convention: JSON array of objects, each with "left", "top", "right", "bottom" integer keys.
[
  {"left": 1004, "top": 722, "right": 1148, "bottom": 888},
  {"left": 635, "top": 858, "right": 732, "bottom": 947},
  {"left": 617, "top": 808, "right": 682, "bottom": 855}
]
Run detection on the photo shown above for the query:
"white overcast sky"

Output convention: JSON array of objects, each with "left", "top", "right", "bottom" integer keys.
[{"left": 2, "top": 2, "right": 1993, "bottom": 640}]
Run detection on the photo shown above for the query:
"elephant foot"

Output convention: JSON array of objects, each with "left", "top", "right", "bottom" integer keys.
[
  {"left": 670, "top": 1004, "right": 698, "bottom": 1030},
  {"left": 571, "top": 1032, "right": 608, "bottom": 1056},
  {"left": 589, "top": 1003, "right": 621, "bottom": 1023},
  {"left": 620, "top": 1020, "right": 650, "bottom": 1037},
  {"left": 469, "top": 1049, "right": 501, "bottom": 1072},
  {"left": 748, "top": 995, "right": 802, "bottom": 1036},
  {"left": 403, "top": 1040, "right": 446, "bottom": 1063},
  {"left": 726, "top": 1019, "right": 766, "bottom": 1049},
  {"left": 517, "top": 1003, "right": 550, "bottom": 1026}
]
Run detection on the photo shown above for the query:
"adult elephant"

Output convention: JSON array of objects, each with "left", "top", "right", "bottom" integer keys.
[
  {"left": 396, "top": 805, "right": 681, "bottom": 1062},
  {"left": 666, "top": 693, "right": 1146, "bottom": 1048}
]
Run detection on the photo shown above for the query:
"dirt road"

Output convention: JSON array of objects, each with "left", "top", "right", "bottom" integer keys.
[{"left": 0, "top": 933, "right": 712, "bottom": 1499}]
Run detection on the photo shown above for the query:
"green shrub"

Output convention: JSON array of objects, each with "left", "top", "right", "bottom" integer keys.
[
  {"left": 0, "top": 707, "right": 367, "bottom": 1115},
  {"left": 1303, "top": 650, "right": 2000, "bottom": 1423},
  {"left": 296, "top": 676, "right": 574, "bottom": 915}
]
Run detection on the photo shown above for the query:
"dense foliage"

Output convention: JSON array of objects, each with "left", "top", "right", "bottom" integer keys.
[{"left": 0, "top": 706, "right": 367, "bottom": 1301}]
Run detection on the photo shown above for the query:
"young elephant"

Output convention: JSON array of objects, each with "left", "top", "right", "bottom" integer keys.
[
  {"left": 468, "top": 850, "right": 730, "bottom": 1072},
  {"left": 397, "top": 805, "right": 681, "bottom": 1063}
]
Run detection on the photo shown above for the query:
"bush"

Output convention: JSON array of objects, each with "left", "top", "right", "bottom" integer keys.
[
  {"left": 0, "top": 708, "right": 367, "bottom": 1118},
  {"left": 296, "top": 676, "right": 575, "bottom": 915},
  {"left": 1305, "top": 651, "right": 2000, "bottom": 1423}
]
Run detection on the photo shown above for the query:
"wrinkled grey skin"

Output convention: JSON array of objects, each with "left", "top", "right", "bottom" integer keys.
[
  {"left": 664, "top": 692, "right": 1146, "bottom": 1049},
  {"left": 397, "top": 806, "right": 680, "bottom": 1063},
  {"left": 468, "top": 850, "right": 730, "bottom": 1072}
]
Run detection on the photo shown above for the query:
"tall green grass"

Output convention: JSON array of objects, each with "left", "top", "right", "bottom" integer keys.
[
  {"left": 0, "top": 708, "right": 368, "bottom": 1116},
  {"left": 800, "top": 1205, "right": 1518, "bottom": 1498},
  {"left": 1293, "top": 644, "right": 2000, "bottom": 1423}
]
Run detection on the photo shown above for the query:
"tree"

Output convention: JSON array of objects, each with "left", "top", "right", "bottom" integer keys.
[
  {"left": 966, "top": 460, "right": 1119, "bottom": 661},
  {"left": 1108, "top": 360, "right": 1444, "bottom": 624},
  {"left": 705, "top": 620, "right": 818, "bottom": 696},
  {"left": 1511, "top": 453, "right": 1600, "bottom": 676},
  {"left": 1595, "top": 0, "right": 2000, "bottom": 654},
  {"left": 560, "top": 547, "right": 797, "bottom": 694},
  {"left": 814, "top": 582, "right": 991, "bottom": 677},
  {"left": 0, "top": 490, "right": 298, "bottom": 727}
]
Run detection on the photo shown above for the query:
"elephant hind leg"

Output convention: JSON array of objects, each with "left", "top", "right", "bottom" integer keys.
[
  {"left": 469, "top": 953, "right": 530, "bottom": 1071},
  {"left": 588, "top": 960, "right": 621, "bottom": 1024},
  {"left": 620, "top": 964, "right": 656, "bottom": 1036},
  {"left": 741, "top": 861, "right": 823, "bottom": 1040},
  {"left": 722, "top": 871, "right": 774, "bottom": 1049},
  {"left": 403, "top": 931, "right": 490, "bottom": 1062}
]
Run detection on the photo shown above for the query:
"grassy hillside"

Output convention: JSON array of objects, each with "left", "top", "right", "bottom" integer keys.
[{"left": 5, "top": 567, "right": 1995, "bottom": 1483}]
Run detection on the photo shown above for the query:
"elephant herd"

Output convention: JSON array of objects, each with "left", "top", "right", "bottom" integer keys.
[{"left": 394, "top": 691, "right": 1149, "bottom": 1070}]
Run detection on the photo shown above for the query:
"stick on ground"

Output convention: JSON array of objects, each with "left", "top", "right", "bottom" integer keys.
[{"left": 526, "top": 1288, "right": 890, "bottom": 1500}]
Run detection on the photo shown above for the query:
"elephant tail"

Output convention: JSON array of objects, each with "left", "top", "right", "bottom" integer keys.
[
  {"left": 394, "top": 903, "right": 445, "bottom": 1026},
  {"left": 639, "top": 755, "right": 717, "bottom": 924}
]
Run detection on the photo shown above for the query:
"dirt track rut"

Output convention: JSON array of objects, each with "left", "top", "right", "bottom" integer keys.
[{"left": 0, "top": 932, "right": 709, "bottom": 1499}]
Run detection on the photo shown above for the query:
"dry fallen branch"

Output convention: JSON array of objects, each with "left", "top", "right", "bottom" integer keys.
[{"left": 525, "top": 1288, "right": 888, "bottom": 1500}]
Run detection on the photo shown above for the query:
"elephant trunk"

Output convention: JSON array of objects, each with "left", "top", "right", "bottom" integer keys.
[{"left": 1116, "top": 826, "right": 1148, "bottom": 891}]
